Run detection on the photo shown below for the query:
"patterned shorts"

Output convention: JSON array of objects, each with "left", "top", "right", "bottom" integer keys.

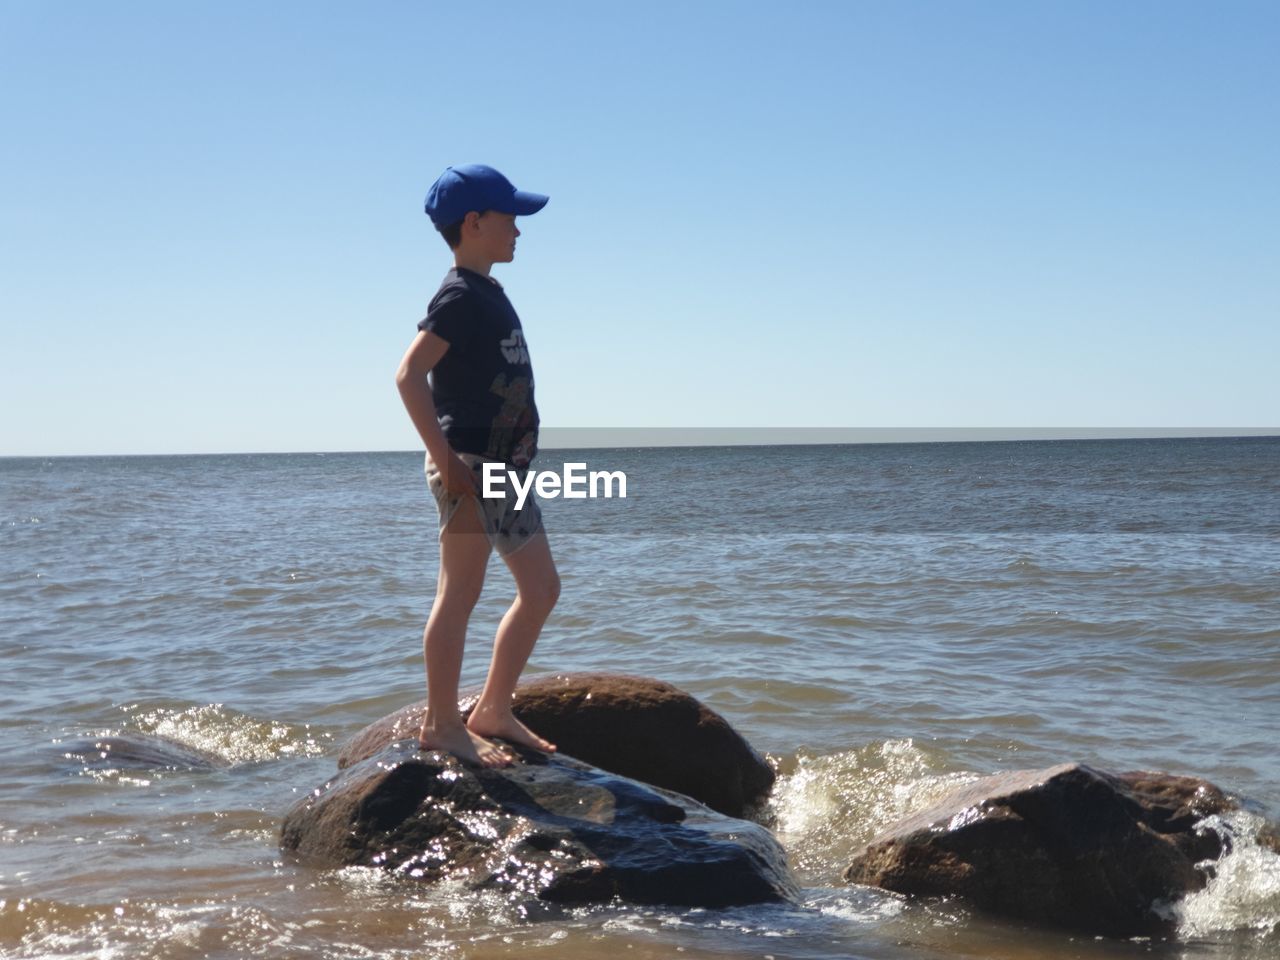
[{"left": 425, "top": 452, "right": 544, "bottom": 557}]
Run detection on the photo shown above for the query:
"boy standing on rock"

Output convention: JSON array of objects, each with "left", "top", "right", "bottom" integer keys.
[{"left": 395, "top": 164, "right": 559, "bottom": 767}]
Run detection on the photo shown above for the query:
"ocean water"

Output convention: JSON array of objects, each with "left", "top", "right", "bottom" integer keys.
[{"left": 2, "top": 438, "right": 1278, "bottom": 959}]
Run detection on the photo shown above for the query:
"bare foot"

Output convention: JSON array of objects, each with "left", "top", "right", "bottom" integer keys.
[
  {"left": 419, "top": 719, "right": 513, "bottom": 768},
  {"left": 467, "top": 705, "right": 557, "bottom": 754}
]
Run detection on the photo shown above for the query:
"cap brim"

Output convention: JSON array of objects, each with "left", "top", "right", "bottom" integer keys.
[{"left": 503, "top": 190, "right": 549, "bottom": 216}]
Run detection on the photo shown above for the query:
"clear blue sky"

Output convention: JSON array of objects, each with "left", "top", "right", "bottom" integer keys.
[{"left": 2, "top": 1, "right": 1276, "bottom": 455}]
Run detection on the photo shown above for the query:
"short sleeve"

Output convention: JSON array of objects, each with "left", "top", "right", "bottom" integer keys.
[{"left": 417, "top": 285, "right": 473, "bottom": 344}]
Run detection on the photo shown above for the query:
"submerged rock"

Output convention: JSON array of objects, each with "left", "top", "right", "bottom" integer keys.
[
  {"left": 843, "top": 762, "right": 1239, "bottom": 936},
  {"left": 338, "top": 673, "right": 774, "bottom": 818},
  {"left": 282, "top": 741, "right": 797, "bottom": 907},
  {"left": 58, "top": 733, "right": 226, "bottom": 771}
]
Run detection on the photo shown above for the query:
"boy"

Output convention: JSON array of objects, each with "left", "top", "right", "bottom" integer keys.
[{"left": 395, "top": 164, "right": 559, "bottom": 768}]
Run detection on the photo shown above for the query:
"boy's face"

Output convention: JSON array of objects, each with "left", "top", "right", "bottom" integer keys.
[{"left": 467, "top": 210, "right": 521, "bottom": 264}]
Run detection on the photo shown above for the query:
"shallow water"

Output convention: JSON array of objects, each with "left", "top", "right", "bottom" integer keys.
[{"left": 2, "top": 440, "right": 1278, "bottom": 958}]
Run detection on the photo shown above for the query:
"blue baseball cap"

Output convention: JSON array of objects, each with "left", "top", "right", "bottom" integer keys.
[{"left": 424, "top": 164, "right": 549, "bottom": 228}]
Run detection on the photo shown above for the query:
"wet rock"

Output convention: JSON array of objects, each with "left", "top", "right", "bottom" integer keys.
[
  {"left": 338, "top": 673, "right": 774, "bottom": 818},
  {"left": 58, "top": 733, "right": 226, "bottom": 771},
  {"left": 283, "top": 741, "right": 797, "bottom": 907},
  {"left": 843, "top": 762, "right": 1240, "bottom": 936}
]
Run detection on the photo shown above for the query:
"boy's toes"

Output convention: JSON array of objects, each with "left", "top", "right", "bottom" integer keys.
[
  {"left": 468, "top": 713, "right": 555, "bottom": 755},
  {"left": 419, "top": 723, "right": 512, "bottom": 768},
  {"left": 530, "top": 732, "right": 556, "bottom": 753},
  {"left": 472, "top": 733, "right": 514, "bottom": 768}
]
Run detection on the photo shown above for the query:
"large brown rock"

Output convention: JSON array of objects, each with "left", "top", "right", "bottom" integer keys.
[
  {"left": 283, "top": 740, "right": 797, "bottom": 908},
  {"left": 843, "top": 763, "right": 1239, "bottom": 936},
  {"left": 338, "top": 673, "right": 774, "bottom": 818}
]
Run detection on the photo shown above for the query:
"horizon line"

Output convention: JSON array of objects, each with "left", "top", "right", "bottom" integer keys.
[{"left": 3, "top": 428, "right": 1278, "bottom": 459}]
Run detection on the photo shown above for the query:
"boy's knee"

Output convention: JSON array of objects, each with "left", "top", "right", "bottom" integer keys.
[{"left": 523, "top": 573, "right": 560, "bottom": 613}]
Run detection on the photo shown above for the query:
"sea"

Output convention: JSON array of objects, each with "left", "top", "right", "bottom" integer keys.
[{"left": 2, "top": 437, "right": 1278, "bottom": 960}]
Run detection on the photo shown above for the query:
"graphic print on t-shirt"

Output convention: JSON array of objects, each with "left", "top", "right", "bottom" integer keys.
[{"left": 500, "top": 330, "right": 530, "bottom": 365}]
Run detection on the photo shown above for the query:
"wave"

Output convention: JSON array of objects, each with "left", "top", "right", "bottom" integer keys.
[
  {"left": 1162, "top": 809, "right": 1280, "bottom": 938},
  {"left": 766, "top": 739, "right": 979, "bottom": 883},
  {"left": 57, "top": 703, "right": 335, "bottom": 782}
]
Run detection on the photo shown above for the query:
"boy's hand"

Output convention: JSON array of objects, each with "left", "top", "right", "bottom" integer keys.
[{"left": 441, "top": 451, "right": 481, "bottom": 497}]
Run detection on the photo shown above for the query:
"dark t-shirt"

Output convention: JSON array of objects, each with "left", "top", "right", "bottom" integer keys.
[{"left": 417, "top": 268, "right": 539, "bottom": 467}]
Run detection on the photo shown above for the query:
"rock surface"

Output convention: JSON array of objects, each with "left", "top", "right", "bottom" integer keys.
[
  {"left": 338, "top": 673, "right": 774, "bottom": 818},
  {"left": 283, "top": 741, "right": 797, "bottom": 907},
  {"left": 844, "top": 762, "right": 1238, "bottom": 936}
]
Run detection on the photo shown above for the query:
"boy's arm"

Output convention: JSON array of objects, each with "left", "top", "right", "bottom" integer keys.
[{"left": 395, "top": 331, "right": 479, "bottom": 496}]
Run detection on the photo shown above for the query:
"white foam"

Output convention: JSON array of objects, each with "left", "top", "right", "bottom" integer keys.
[
  {"left": 768, "top": 739, "right": 978, "bottom": 881},
  {"left": 1161, "top": 809, "right": 1280, "bottom": 937},
  {"left": 805, "top": 888, "right": 906, "bottom": 924}
]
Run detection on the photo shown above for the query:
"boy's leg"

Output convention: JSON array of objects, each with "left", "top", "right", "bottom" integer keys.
[
  {"left": 419, "top": 498, "right": 512, "bottom": 767},
  {"left": 466, "top": 528, "right": 560, "bottom": 753}
]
